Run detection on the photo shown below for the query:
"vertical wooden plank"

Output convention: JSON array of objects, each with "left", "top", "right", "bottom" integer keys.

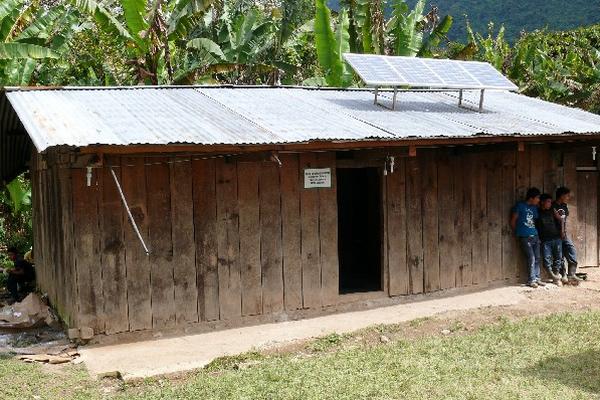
[
  {"left": 487, "top": 152, "right": 503, "bottom": 282},
  {"left": 300, "top": 153, "right": 322, "bottom": 308},
  {"left": 529, "top": 145, "right": 545, "bottom": 191},
  {"left": 260, "top": 162, "right": 285, "bottom": 313},
  {"left": 170, "top": 159, "right": 199, "bottom": 325},
  {"left": 455, "top": 153, "right": 472, "bottom": 287},
  {"left": 121, "top": 157, "right": 152, "bottom": 331},
  {"left": 58, "top": 165, "right": 75, "bottom": 325},
  {"left": 387, "top": 158, "right": 409, "bottom": 295},
  {"left": 101, "top": 161, "right": 129, "bottom": 334},
  {"left": 71, "top": 168, "right": 104, "bottom": 333},
  {"left": 575, "top": 172, "right": 587, "bottom": 264},
  {"left": 237, "top": 162, "right": 262, "bottom": 316},
  {"left": 406, "top": 157, "right": 424, "bottom": 294},
  {"left": 317, "top": 153, "right": 339, "bottom": 306},
  {"left": 438, "top": 152, "right": 457, "bottom": 290},
  {"left": 471, "top": 152, "right": 488, "bottom": 285},
  {"left": 422, "top": 152, "right": 440, "bottom": 292},
  {"left": 215, "top": 159, "right": 242, "bottom": 320},
  {"left": 585, "top": 173, "right": 598, "bottom": 266},
  {"left": 146, "top": 158, "right": 176, "bottom": 329},
  {"left": 501, "top": 151, "right": 517, "bottom": 281},
  {"left": 280, "top": 154, "right": 303, "bottom": 311},
  {"left": 192, "top": 159, "right": 219, "bottom": 321}
]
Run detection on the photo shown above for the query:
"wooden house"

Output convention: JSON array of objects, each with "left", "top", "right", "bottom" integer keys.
[{"left": 2, "top": 85, "right": 600, "bottom": 341}]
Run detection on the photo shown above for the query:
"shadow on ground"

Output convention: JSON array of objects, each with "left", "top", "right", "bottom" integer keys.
[{"left": 527, "top": 350, "right": 600, "bottom": 394}]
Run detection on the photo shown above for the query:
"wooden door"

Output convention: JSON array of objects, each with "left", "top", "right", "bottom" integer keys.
[{"left": 575, "top": 171, "right": 599, "bottom": 267}]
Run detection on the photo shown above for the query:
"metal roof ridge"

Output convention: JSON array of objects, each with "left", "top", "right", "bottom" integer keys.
[{"left": 1, "top": 84, "right": 516, "bottom": 94}]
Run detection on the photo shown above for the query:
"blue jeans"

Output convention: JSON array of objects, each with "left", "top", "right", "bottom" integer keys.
[
  {"left": 519, "top": 236, "right": 541, "bottom": 284},
  {"left": 561, "top": 237, "right": 578, "bottom": 275},
  {"left": 542, "top": 239, "right": 563, "bottom": 274}
]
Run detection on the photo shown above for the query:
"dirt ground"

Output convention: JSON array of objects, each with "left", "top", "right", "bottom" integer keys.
[
  {"left": 265, "top": 267, "right": 600, "bottom": 357},
  {"left": 4, "top": 268, "right": 600, "bottom": 383}
]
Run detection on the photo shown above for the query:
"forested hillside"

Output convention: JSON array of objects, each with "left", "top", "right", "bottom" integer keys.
[{"left": 329, "top": 0, "right": 600, "bottom": 41}]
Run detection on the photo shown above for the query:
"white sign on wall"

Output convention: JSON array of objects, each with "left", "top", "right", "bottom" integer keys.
[{"left": 304, "top": 168, "right": 332, "bottom": 189}]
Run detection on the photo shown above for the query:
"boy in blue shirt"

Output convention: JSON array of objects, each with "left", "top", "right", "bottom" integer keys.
[{"left": 511, "top": 187, "right": 542, "bottom": 288}]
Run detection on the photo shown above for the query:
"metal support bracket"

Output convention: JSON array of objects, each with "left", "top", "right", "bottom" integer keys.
[
  {"left": 374, "top": 87, "right": 399, "bottom": 110},
  {"left": 478, "top": 89, "right": 486, "bottom": 112},
  {"left": 457, "top": 89, "right": 486, "bottom": 112}
]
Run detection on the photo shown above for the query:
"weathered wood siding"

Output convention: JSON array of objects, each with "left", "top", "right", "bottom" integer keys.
[{"left": 31, "top": 143, "right": 600, "bottom": 335}]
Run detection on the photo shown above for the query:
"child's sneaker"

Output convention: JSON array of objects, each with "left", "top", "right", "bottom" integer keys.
[
  {"left": 528, "top": 282, "right": 539, "bottom": 288},
  {"left": 549, "top": 271, "right": 561, "bottom": 280},
  {"left": 536, "top": 280, "right": 546, "bottom": 287},
  {"left": 555, "top": 279, "right": 563, "bottom": 287}
]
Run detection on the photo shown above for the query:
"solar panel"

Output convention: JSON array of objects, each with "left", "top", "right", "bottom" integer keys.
[
  {"left": 343, "top": 53, "right": 518, "bottom": 91},
  {"left": 343, "top": 54, "right": 405, "bottom": 86},
  {"left": 424, "top": 59, "right": 481, "bottom": 88},
  {"left": 387, "top": 57, "right": 444, "bottom": 86},
  {"left": 458, "top": 61, "right": 517, "bottom": 89}
]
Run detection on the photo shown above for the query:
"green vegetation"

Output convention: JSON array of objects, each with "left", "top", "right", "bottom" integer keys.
[
  {"left": 454, "top": 23, "right": 600, "bottom": 113},
  {"left": 330, "top": 0, "right": 600, "bottom": 42},
  {"left": 2, "top": 311, "right": 600, "bottom": 399},
  {"left": 0, "top": 174, "right": 32, "bottom": 262}
]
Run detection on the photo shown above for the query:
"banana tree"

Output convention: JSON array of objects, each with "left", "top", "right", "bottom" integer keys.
[
  {"left": 0, "top": 0, "right": 67, "bottom": 85},
  {"left": 180, "top": 6, "right": 278, "bottom": 84},
  {"left": 72, "top": 0, "right": 214, "bottom": 84},
  {"left": 388, "top": 0, "right": 425, "bottom": 57},
  {"left": 314, "top": 0, "right": 353, "bottom": 87}
]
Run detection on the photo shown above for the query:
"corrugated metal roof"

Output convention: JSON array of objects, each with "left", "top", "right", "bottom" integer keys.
[{"left": 4, "top": 86, "right": 600, "bottom": 155}]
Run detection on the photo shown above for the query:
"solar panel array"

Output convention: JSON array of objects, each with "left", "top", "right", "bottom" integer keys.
[{"left": 343, "top": 53, "right": 518, "bottom": 91}]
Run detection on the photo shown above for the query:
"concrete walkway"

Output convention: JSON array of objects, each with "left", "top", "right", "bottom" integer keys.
[{"left": 80, "top": 286, "right": 527, "bottom": 379}]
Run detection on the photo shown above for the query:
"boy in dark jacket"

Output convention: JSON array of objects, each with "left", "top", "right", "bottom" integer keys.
[
  {"left": 553, "top": 187, "right": 581, "bottom": 282},
  {"left": 536, "top": 194, "right": 563, "bottom": 286}
]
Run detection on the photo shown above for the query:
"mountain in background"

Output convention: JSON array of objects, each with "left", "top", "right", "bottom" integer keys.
[{"left": 328, "top": 0, "right": 600, "bottom": 42}]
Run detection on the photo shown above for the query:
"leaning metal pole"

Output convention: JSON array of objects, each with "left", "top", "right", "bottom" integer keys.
[{"left": 110, "top": 167, "right": 151, "bottom": 255}]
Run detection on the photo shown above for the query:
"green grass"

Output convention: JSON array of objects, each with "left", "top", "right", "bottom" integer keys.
[{"left": 3, "top": 311, "right": 600, "bottom": 399}]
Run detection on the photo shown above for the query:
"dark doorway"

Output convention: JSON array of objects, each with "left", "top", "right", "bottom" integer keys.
[{"left": 337, "top": 167, "right": 383, "bottom": 294}]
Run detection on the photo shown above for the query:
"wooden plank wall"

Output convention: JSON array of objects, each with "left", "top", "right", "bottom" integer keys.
[
  {"left": 62, "top": 153, "right": 337, "bottom": 334},
  {"left": 33, "top": 143, "right": 598, "bottom": 335},
  {"left": 384, "top": 144, "right": 577, "bottom": 294}
]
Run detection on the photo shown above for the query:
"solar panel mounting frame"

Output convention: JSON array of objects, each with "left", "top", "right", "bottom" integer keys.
[{"left": 343, "top": 53, "right": 518, "bottom": 111}]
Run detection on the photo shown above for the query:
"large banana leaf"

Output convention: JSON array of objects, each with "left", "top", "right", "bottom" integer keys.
[
  {"left": 120, "top": 0, "right": 148, "bottom": 40},
  {"left": 6, "top": 178, "right": 31, "bottom": 216},
  {"left": 187, "top": 37, "right": 225, "bottom": 59},
  {"left": 72, "top": 0, "right": 133, "bottom": 40},
  {"left": 418, "top": 15, "right": 453, "bottom": 58},
  {"left": 168, "top": 0, "right": 213, "bottom": 37},
  {"left": 335, "top": 9, "right": 353, "bottom": 86},
  {"left": 390, "top": 0, "right": 425, "bottom": 57},
  {"left": 0, "top": 0, "right": 22, "bottom": 23},
  {"left": 314, "top": 0, "right": 351, "bottom": 87},
  {"left": 357, "top": 0, "right": 373, "bottom": 54},
  {"left": 0, "top": 42, "right": 58, "bottom": 59}
]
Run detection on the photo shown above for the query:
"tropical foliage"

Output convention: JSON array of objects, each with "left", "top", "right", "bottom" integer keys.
[
  {"left": 450, "top": 23, "right": 600, "bottom": 113},
  {"left": 314, "top": 0, "right": 453, "bottom": 86},
  {"left": 0, "top": 174, "right": 32, "bottom": 255},
  {"left": 330, "top": 0, "right": 600, "bottom": 42}
]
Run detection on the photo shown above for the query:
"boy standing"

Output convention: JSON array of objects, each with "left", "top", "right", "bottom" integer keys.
[
  {"left": 536, "top": 194, "right": 564, "bottom": 286},
  {"left": 553, "top": 187, "right": 581, "bottom": 282},
  {"left": 511, "top": 187, "right": 543, "bottom": 288}
]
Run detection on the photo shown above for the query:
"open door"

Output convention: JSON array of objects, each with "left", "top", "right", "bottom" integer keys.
[{"left": 337, "top": 167, "right": 383, "bottom": 294}]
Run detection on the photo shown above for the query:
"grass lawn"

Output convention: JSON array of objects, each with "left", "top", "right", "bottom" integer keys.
[{"left": 2, "top": 311, "right": 600, "bottom": 399}]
